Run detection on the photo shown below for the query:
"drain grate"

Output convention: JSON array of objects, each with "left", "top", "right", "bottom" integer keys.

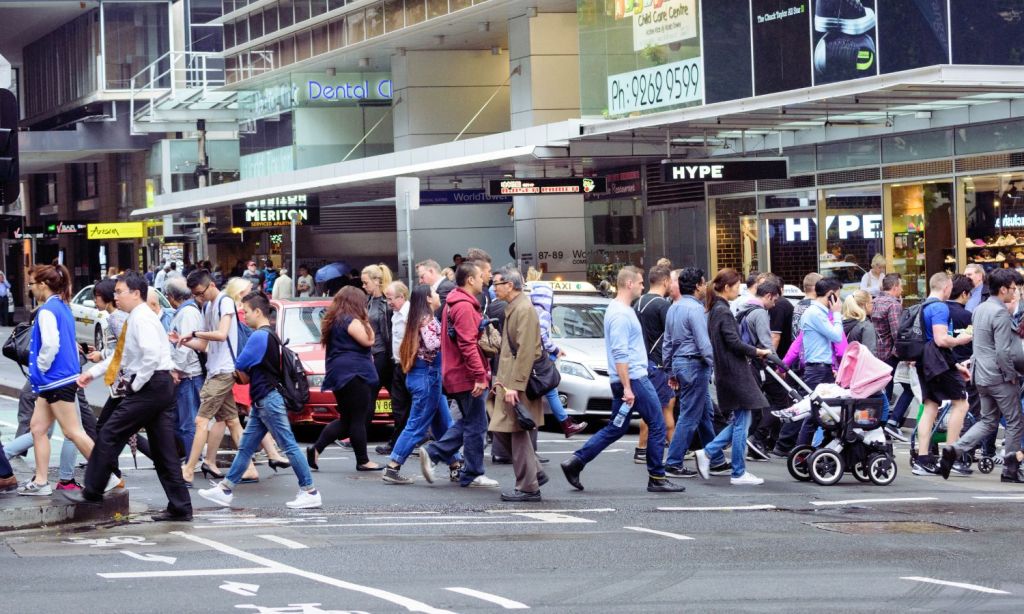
[{"left": 810, "top": 521, "right": 970, "bottom": 535}]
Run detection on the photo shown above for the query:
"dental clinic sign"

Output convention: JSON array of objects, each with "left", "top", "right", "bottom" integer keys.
[
  {"left": 298, "top": 72, "right": 392, "bottom": 106},
  {"left": 783, "top": 215, "right": 883, "bottom": 242}
]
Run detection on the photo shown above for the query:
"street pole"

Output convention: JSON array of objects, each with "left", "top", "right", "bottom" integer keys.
[
  {"left": 196, "top": 119, "right": 208, "bottom": 263},
  {"left": 290, "top": 211, "right": 297, "bottom": 296},
  {"left": 405, "top": 191, "right": 413, "bottom": 288}
]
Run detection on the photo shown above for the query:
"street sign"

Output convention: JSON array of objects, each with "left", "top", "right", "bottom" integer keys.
[
  {"left": 488, "top": 177, "right": 607, "bottom": 196},
  {"left": 231, "top": 203, "right": 321, "bottom": 228},
  {"left": 0, "top": 88, "right": 18, "bottom": 206},
  {"left": 660, "top": 158, "right": 789, "bottom": 182},
  {"left": 87, "top": 222, "right": 147, "bottom": 239}
]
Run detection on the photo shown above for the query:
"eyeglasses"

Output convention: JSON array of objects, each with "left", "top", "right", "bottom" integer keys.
[
  {"left": 493, "top": 280, "right": 511, "bottom": 286},
  {"left": 113, "top": 288, "right": 130, "bottom": 296},
  {"left": 192, "top": 284, "right": 210, "bottom": 298}
]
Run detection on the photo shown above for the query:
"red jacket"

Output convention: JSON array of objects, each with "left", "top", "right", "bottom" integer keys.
[{"left": 441, "top": 287, "right": 489, "bottom": 393}]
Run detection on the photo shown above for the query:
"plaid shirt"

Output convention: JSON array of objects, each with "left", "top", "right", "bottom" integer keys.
[{"left": 870, "top": 293, "right": 902, "bottom": 362}]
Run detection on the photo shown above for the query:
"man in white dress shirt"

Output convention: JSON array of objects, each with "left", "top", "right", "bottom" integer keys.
[{"left": 67, "top": 272, "right": 193, "bottom": 521}]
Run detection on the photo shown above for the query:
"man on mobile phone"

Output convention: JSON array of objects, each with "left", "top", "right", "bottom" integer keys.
[{"left": 776, "top": 278, "right": 845, "bottom": 452}]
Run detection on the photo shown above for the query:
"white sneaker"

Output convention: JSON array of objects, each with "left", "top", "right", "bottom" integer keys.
[
  {"left": 17, "top": 480, "right": 51, "bottom": 496},
  {"left": 418, "top": 447, "right": 437, "bottom": 484},
  {"left": 197, "top": 483, "right": 234, "bottom": 507},
  {"left": 468, "top": 475, "right": 499, "bottom": 488},
  {"left": 286, "top": 489, "right": 322, "bottom": 509},
  {"left": 731, "top": 472, "right": 765, "bottom": 486},
  {"left": 104, "top": 473, "right": 123, "bottom": 493},
  {"left": 695, "top": 449, "right": 710, "bottom": 480}
]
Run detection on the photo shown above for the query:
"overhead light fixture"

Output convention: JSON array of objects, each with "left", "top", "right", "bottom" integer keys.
[
  {"left": 358, "top": 57, "right": 370, "bottom": 68},
  {"left": 325, "top": 67, "right": 336, "bottom": 76},
  {"left": 479, "top": 21, "right": 490, "bottom": 32}
]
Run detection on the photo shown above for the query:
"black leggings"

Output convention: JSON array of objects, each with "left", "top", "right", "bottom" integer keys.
[{"left": 315, "top": 378, "right": 374, "bottom": 466}]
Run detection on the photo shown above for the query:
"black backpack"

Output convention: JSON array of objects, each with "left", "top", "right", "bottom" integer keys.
[
  {"left": 266, "top": 329, "right": 310, "bottom": 413},
  {"left": 894, "top": 298, "right": 938, "bottom": 361}
]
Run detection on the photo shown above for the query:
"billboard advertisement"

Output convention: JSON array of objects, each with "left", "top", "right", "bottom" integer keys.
[
  {"left": 811, "top": 0, "right": 877, "bottom": 85},
  {"left": 751, "top": 0, "right": 813, "bottom": 96},
  {"left": 878, "top": 0, "right": 949, "bottom": 73}
]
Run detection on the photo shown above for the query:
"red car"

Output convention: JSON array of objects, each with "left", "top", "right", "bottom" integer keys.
[{"left": 269, "top": 297, "right": 393, "bottom": 427}]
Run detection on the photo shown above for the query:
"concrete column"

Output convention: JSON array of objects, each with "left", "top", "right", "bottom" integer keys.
[
  {"left": 508, "top": 13, "right": 581, "bottom": 130},
  {"left": 391, "top": 50, "right": 510, "bottom": 150},
  {"left": 514, "top": 194, "right": 587, "bottom": 279}
]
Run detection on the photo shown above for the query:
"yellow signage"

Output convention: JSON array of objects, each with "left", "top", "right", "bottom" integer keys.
[{"left": 87, "top": 222, "right": 147, "bottom": 240}]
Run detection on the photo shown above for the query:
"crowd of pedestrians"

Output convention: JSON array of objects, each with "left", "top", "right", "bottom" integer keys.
[{"left": 5, "top": 250, "right": 1024, "bottom": 515}]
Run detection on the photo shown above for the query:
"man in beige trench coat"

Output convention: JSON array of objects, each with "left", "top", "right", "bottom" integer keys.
[{"left": 488, "top": 265, "right": 546, "bottom": 502}]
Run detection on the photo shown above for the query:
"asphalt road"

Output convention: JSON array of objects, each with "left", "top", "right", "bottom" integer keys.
[{"left": 3, "top": 401, "right": 1024, "bottom": 613}]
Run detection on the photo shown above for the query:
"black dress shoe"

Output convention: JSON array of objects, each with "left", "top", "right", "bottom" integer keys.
[
  {"left": 491, "top": 456, "right": 512, "bottom": 464},
  {"left": 500, "top": 489, "right": 542, "bottom": 502},
  {"left": 60, "top": 490, "right": 103, "bottom": 505},
  {"left": 560, "top": 456, "right": 585, "bottom": 491},
  {"left": 375, "top": 443, "right": 393, "bottom": 455},
  {"left": 647, "top": 476, "right": 686, "bottom": 493},
  {"left": 151, "top": 510, "right": 193, "bottom": 522},
  {"left": 537, "top": 456, "right": 550, "bottom": 464},
  {"left": 537, "top": 471, "right": 549, "bottom": 487}
]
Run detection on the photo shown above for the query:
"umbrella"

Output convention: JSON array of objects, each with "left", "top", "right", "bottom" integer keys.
[{"left": 315, "top": 262, "right": 351, "bottom": 284}]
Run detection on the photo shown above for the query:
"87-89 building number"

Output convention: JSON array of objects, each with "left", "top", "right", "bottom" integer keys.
[{"left": 608, "top": 57, "right": 703, "bottom": 116}]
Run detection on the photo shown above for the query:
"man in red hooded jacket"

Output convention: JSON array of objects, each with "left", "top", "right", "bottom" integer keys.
[{"left": 419, "top": 262, "right": 499, "bottom": 488}]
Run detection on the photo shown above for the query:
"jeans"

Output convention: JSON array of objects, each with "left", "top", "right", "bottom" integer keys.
[
  {"left": 666, "top": 359, "right": 724, "bottom": 467},
  {"left": 888, "top": 384, "right": 916, "bottom": 427},
  {"left": 225, "top": 390, "right": 313, "bottom": 490},
  {"left": 704, "top": 408, "right": 754, "bottom": 478},
  {"left": 541, "top": 356, "right": 568, "bottom": 422},
  {"left": 0, "top": 439, "right": 12, "bottom": 477},
  {"left": 175, "top": 374, "right": 204, "bottom": 455},
  {"left": 575, "top": 377, "right": 666, "bottom": 477},
  {"left": 426, "top": 389, "right": 488, "bottom": 485},
  {"left": 390, "top": 360, "right": 453, "bottom": 466}
]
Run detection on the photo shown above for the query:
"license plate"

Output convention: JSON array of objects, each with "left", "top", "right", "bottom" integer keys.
[{"left": 374, "top": 399, "right": 392, "bottom": 414}]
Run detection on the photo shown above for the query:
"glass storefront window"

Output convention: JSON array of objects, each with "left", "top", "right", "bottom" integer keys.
[
  {"left": 585, "top": 198, "right": 645, "bottom": 287},
  {"left": 821, "top": 188, "right": 882, "bottom": 291},
  {"left": 759, "top": 191, "right": 817, "bottom": 287},
  {"left": 104, "top": 3, "right": 171, "bottom": 89},
  {"left": 882, "top": 130, "right": 953, "bottom": 164},
  {"left": 963, "top": 172, "right": 1024, "bottom": 275},
  {"left": 955, "top": 119, "right": 1024, "bottom": 156},
  {"left": 816, "top": 139, "right": 880, "bottom": 170},
  {"left": 712, "top": 197, "right": 756, "bottom": 275},
  {"left": 887, "top": 182, "right": 954, "bottom": 301}
]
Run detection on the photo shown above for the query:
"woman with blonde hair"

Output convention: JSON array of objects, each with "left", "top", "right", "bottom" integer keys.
[
  {"left": 362, "top": 264, "right": 395, "bottom": 436},
  {"left": 861, "top": 253, "right": 887, "bottom": 295},
  {"left": 841, "top": 290, "right": 877, "bottom": 355}
]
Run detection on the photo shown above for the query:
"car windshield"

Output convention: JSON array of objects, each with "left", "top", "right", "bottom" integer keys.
[
  {"left": 282, "top": 306, "right": 326, "bottom": 345},
  {"left": 822, "top": 264, "right": 865, "bottom": 284},
  {"left": 550, "top": 302, "right": 607, "bottom": 339}
]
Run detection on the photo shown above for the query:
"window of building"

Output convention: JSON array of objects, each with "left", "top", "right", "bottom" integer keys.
[
  {"left": 955, "top": 119, "right": 1024, "bottom": 156},
  {"left": 963, "top": 172, "right": 1024, "bottom": 274},
  {"left": 249, "top": 10, "right": 264, "bottom": 39},
  {"left": 882, "top": 130, "right": 953, "bottom": 164},
  {"left": 384, "top": 0, "right": 404, "bottom": 31},
  {"left": 294, "top": 0, "right": 311, "bottom": 22},
  {"left": 31, "top": 174, "right": 58, "bottom": 207},
  {"left": 295, "top": 30, "right": 313, "bottom": 61},
  {"left": 886, "top": 181, "right": 954, "bottom": 301},
  {"left": 329, "top": 18, "right": 347, "bottom": 49},
  {"left": 311, "top": 0, "right": 328, "bottom": 16},
  {"left": 427, "top": 0, "right": 446, "bottom": 19},
  {"left": 405, "top": 0, "right": 425, "bottom": 25},
  {"left": 585, "top": 198, "right": 644, "bottom": 287},
  {"left": 103, "top": 2, "right": 171, "bottom": 89},
  {"left": 313, "top": 23, "right": 329, "bottom": 55},
  {"left": 712, "top": 197, "right": 756, "bottom": 274},
  {"left": 365, "top": 5, "right": 383, "bottom": 38},
  {"left": 347, "top": 10, "right": 364, "bottom": 44},
  {"left": 816, "top": 139, "right": 880, "bottom": 170},
  {"left": 72, "top": 163, "right": 99, "bottom": 201},
  {"left": 758, "top": 191, "right": 817, "bottom": 285},
  {"left": 280, "top": 0, "right": 295, "bottom": 29},
  {"left": 263, "top": 7, "right": 279, "bottom": 36},
  {"left": 821, "top": 187, "right": 882, "bottom": 285}
]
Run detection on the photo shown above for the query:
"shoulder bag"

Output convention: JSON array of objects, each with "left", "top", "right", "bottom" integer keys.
[
  {"left": 3, "top": 312, "right": 36, "bottom": 373},
  {"left": 506, "top": 320, "right": 561, "bottom": 400}
]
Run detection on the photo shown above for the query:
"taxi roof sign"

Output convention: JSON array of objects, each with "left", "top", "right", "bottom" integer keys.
[{"left": 545, "top": 281, "right": 598, "bottom": 293}]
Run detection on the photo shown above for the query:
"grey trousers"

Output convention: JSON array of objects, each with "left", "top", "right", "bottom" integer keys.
[
  {"left": 491, "top": 430, "right": 540, "bottom": 493},
  {"left": 491, "top": 427, "right": 537, "bottom": 458},
  {"left": 953, "top": 381, "right": 1023, "bottom": 458}
]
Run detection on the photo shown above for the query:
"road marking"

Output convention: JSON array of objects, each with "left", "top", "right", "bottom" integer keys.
[
  {"left": 512, "top": 512, "right": 596, "bottom": 524},
  {"left": 537, "top": 449, "right": 623, "bottom": 454},
  {"left": 99, "top": 567, "right": 281, "bottom": 579},
  {"left": 623, "top": 526, "right": 694, "bottom": 541},
  {"left": 445, "top": 587, "right": 529, "bottom": 609},
  {"left": 810, "top": 497, "right": 938, "bottom": 507},
  {"left": 200, "top": 512, "right": 599, "bottom": 530},
  {"left": 900, "top": 577, "right": 1010, "bottom": 595},
  {"left": 119, "top": 550, "right": 177, "bottom": 564},
  {"left": 257, "top": 535, "right": 309, "bottom": 549},
  {"left": 220, "top": 580, "right": 260, "bottom": 596},
  {"left": 973, "top": 495, "right": 1024, "bottom": 501},
  {"left": 484, "top": 508, "right": 614, "bottom": 514},
  {"left": 171, "top": 531, "right": 454, "bottom": 614},
  {"left": 658, "top": 504, "right": 777, "bottom": 512}
]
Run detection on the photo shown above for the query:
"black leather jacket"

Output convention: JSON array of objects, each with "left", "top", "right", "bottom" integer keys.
[{"left": 367, "top": 294, "right": 392, "bottom": 358}]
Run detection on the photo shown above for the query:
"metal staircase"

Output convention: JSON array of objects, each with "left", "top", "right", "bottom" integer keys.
[{"left": 129, "top": 51, "right": 273, "bottom": 135}]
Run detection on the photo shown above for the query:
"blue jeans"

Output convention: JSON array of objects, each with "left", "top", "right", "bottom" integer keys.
[
  {"left": 888, "top": 385, "right": 916, "bottom": 427},
  {"left": 543, "top": 356, "right": 568, "bottom": 422},
  {"left": 390, "top": 360, "right": 453, "bottom": 466},
  {"left": 6, "top": 409, "right": 82, "bottom": 481},
  {"left": 224, "top": 390, "right": 313, "bottom": 490},
  {"left": 175, "top": 374, "right": 204, "bottom": 455},
  {"left": 575, "top": 377, "right": 666, "bottom": 477},
  {"left": 426, "top": 389, "right": 488, "bottom": 485},
  {"left": 0, "top": 439, "right": 11, "bottom": 477},
  {"left": 704, "top": 408, "right": 753, "bottom": 478},
  {"left": 666, "top": 358, "right": 724, "bottom": 467}
]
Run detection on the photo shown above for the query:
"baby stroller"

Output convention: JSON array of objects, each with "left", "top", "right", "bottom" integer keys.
[
  {"left": 909, "top": 401, "right": 993, "bottom": 474},
  {"left": 768, "top": 342, "right": 897, "bottom": 486}
]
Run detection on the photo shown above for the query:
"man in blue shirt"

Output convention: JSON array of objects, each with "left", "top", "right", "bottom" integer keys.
[
  {"left": 913, "top": 272, "right": 973, "bottom": 476},
  {"left": 198, "top": 292, "right": 322, "bottom": 509},
  {"left": 662, "top": 267, "right": 725, "bottom": 478},
  {"left": 774, "top": 277, "right": 844, "bottom": 452},
  {"left": 561, "top": 266, "right": 684, "bottom": 493}
]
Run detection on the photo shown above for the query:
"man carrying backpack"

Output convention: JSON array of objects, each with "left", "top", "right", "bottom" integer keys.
[
  {"left": 735, "top": 280, "right": 783, "bottom": 461},
  {"left": 907, "top": 273, "right": 973, "bottom": 476},
  {"left": 198, "top": 292, "right": 322, "bottom": 508}
]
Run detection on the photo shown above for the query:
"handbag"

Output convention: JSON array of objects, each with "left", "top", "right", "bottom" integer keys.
[
  {"left": 3, "top": 314, "right": 35, "bottom": 373},
  {"left": 506, "top": 328, "right": 561, "bottom": 401},
  {"left": 478, "top": 322, "right": 502, "bottom": 357},
  {"left": 512, "top": 402, "right": 537, "bottom": 431}
]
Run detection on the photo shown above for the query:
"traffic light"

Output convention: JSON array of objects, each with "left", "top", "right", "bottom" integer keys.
[{"left": 0, "top": 88, "right": 19, "bottom": 206}]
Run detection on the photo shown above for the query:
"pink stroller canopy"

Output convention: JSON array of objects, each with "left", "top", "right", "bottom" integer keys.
[{"left": 835, "top": 341, "right": 893, "bottom": 398}]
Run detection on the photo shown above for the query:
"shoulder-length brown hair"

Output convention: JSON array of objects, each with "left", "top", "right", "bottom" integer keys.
[
  {"left": 30, "top": 261, "right": 72, "bottom": 302},
  {"left": 321, "top": 285, "right": 371, "bottom": 348},
  {"left": 705, "top": 268, "right": 742, "bottom": 312}
]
